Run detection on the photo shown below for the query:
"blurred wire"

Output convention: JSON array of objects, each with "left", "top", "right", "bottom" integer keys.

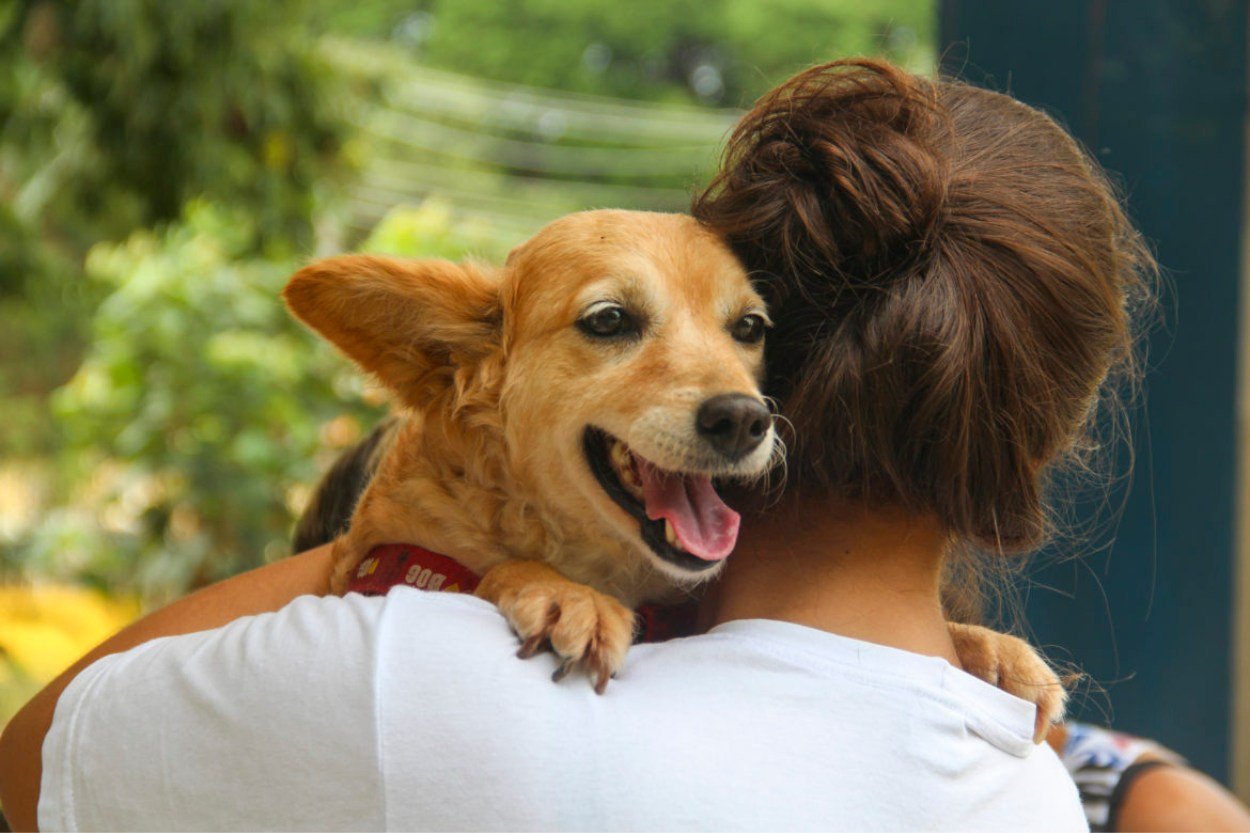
[{"left": 324, "top": 38, "right": 739, "bottom": 245}]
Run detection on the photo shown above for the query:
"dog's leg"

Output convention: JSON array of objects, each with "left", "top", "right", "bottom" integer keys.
[
  {"left": 948, "top": 623, "right": 1068, "bottom": 744},
  {"left": 476, "top": 559, "right": 636, "bottom": 694}
]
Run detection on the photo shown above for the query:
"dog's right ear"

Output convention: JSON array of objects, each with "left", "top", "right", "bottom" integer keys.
[{"left": 283, "top": 255, "right": 500, "bottom": 405}]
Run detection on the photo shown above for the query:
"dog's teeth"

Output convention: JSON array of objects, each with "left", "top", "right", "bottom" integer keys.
[
  {"left": 606, "top": 437, "right": 645, "bottom": 500},
  {"left": 620, "top": 469, "right": 644, "bottom": 501},
  {"left": 610, "top": 441, "right": 630, "bottom": 470},
  {"left": 664, "top": 520, "right": 678, "bottom": 547}
]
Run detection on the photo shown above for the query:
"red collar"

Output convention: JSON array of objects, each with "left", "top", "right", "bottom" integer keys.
[
  {"left": 349, "top": 543, "right": 698, "bottom": 644},
  {"left": 350, "top": 543, "right": 483, "bottom": 595}
]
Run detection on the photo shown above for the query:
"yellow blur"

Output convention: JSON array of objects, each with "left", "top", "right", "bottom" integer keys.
[{"left": 0, "top": 585, "right": 139, "bottom": 726}]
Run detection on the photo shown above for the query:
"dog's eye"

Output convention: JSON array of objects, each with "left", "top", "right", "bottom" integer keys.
[
  {"left": 578, "top": 304, "right": 637, "bottom": 339},
  {"left": 731, "top": 313, "right": 766, "bottom": 344}
]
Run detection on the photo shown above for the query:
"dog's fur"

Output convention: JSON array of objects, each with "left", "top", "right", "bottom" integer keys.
[{"left": 285, "top": 210, "right": 1065, "bottom": 737}]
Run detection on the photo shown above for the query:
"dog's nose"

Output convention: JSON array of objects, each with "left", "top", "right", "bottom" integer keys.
[{"left": 696, "top": 394, "right": 772, "bottom": 460}]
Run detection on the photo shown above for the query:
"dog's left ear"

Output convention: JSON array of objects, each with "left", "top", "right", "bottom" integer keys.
[{"left": 283, "top": 254, "right": 500, "bottom": 405}]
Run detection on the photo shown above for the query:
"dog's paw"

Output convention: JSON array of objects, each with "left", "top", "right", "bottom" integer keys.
[
  {"left": 476, "top": 559, "right": 635, "bottom": 694},
  {"left": 948, "top": 622, "right": 1067, "bottom": 744}
]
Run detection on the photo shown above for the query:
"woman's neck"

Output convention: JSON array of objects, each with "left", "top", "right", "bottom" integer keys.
[{"left": 704, "top": 497, "right": 961, "bottom": 666}]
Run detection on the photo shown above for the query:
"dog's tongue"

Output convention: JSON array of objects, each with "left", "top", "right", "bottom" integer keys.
[{"left": 637, "top": 459, "right": 740, "bottom": 561}]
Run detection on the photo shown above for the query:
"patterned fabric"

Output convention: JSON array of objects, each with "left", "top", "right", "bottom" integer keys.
[{"left": 1060, "top": 722, "right": 1183, "bottom": 831}]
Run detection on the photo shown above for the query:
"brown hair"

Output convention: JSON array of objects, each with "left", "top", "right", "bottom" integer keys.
[{"left": 693, "top": 59, "right": 1154, "bottom": 610}]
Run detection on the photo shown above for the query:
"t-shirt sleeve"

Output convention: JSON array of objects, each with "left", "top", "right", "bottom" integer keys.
[{"left": 39, "top": 593, "right": 388, "bottom": 832}]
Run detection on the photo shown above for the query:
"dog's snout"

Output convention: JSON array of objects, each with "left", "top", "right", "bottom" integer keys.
[{"left": 696, "top": 394, "right": 771, "bottom": 460}]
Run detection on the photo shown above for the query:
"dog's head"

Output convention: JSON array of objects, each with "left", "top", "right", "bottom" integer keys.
[{"left": 285, "top": 210, "right": 775, "bottom": 584}]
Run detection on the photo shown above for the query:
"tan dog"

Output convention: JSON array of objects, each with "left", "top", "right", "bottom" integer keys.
[{"left": 284, "top": 210, "right": 1065, "bottom": 738}]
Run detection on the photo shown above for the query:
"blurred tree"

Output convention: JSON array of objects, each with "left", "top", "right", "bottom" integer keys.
[
  {"left": 1, "top": 0, "right": 347, "bottom": 250},
  {"left": 313, "top": 0, "right": 934, "bottom": 106},
  {"left": 0, "top": 0, "right": 350, "bottom": 455}
]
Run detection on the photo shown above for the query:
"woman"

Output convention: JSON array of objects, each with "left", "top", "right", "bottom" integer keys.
[{"left": 0, "top": 60, "right": 1147, "bottom": 830}]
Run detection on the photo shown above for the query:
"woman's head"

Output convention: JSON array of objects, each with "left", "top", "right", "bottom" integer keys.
[{"left": 693, "top": 59, "right": 1154, "bottom": 561}]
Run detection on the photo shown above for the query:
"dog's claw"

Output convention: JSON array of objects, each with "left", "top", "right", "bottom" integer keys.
[
  {"left": 593, "top": 665, "right": 610, "bottom": 695},
  {"left": 948, "top": 622, "right": 1068, "bottom": 743},
  {"left": 478, "top": 562, "right": 635, "bottom": 694},
  {"left": 517, "top": 635, "right": 544, "bottom": 659}
]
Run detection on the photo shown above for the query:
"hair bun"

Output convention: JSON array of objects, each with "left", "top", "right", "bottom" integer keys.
[
  {"left": 700, "top": 60, "right": 948, "bottom": 286},
  {"left": 695, "top": 57, "right": 1156, "bottom": 576}
]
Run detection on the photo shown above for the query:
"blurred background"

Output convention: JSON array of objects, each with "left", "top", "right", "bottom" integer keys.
[{"left": 0, "top": 0, "right": 1246, "bottom": 802}]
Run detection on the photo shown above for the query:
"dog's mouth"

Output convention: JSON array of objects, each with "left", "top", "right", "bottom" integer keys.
[{"left": 583, "top": 427, "right": 740, "bottom": 573}]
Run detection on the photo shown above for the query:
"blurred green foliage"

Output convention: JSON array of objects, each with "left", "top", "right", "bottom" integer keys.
[
  {"left": 1, "top": 0, "right": 346, "bottom": 247},
  {"left": 0, "top": 0, "right": 350, "bottom": 456},
  {"left": 315, "top": 0, "right": 933, "bottom": 105}
]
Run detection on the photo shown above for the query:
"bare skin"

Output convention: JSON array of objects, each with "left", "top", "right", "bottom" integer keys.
[
  {"left": 1045, "top": 725, "right": 1250, "bottom": 832},
  {"left": 1115, "top": 765, "right": 1250, "bottom": 832},
  {"left": 703, "top": 497, "right": 962, "bottom": 667}
]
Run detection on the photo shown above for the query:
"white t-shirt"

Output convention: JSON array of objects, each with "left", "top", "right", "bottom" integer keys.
[{"left": 40, "top": 589, "right": 1087, "bottom": 832}]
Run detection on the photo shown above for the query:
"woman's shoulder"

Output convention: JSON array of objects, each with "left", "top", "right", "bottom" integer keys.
[
  {"left": 371, "top": 603, "right": 1086, "bottom": 830},
  {"left": 660, "top": 618, "right": 1040, "bottom": 753}
]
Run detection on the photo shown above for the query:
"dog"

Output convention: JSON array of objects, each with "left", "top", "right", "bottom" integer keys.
[{"left": 284, "top": 209, "right": 1065, "bottom": 738}]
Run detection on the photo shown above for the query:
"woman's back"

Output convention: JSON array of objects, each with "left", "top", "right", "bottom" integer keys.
[{"left": 41, "top": 590, "right": 1084, "bottom": 831}]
